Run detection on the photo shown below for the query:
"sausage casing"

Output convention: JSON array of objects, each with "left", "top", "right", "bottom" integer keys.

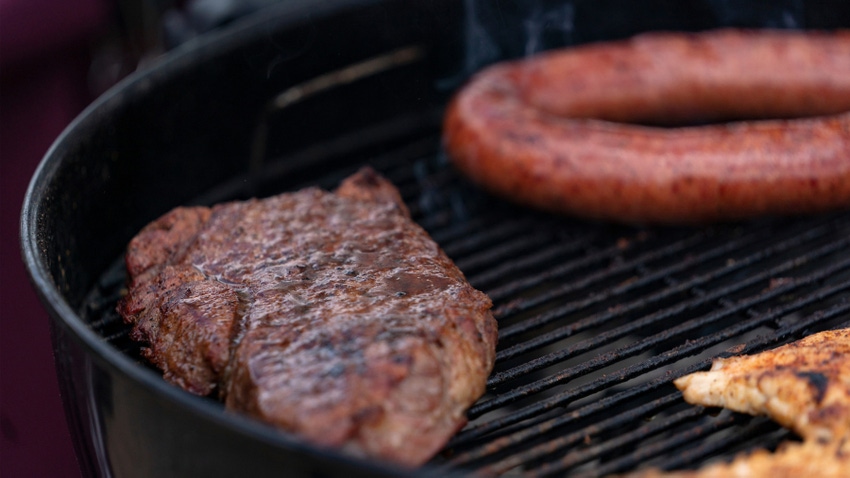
[{"left": 443, "top": 29, "right": 850, "bottom": 224}]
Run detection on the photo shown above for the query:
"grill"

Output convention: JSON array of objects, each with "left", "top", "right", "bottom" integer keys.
[
  {"left": 23, "top": 1, "right": 850, "bottom": 476},
  {"left": 81, "top": 113, "right": 850, "bottom": 476}
]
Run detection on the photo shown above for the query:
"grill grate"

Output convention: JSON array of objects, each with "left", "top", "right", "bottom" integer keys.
[{"left": 82, "top": 125, "right": 850, "bottom": 476}]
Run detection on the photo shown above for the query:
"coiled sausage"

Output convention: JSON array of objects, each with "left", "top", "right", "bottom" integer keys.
[{"left": 443, "top": 29, "right": 850, "bottom": 224}]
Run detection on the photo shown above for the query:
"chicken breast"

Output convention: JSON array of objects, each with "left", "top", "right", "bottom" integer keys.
[
  {"left": 633, "top": 439, "right": 850, "bottom": 478},
  {"left": 628, "top": 329, "right": 850, "bottom": 477},
  {"left": 628, "top": 329, "right": 850, "bottom": 478},
  {"left": 674, "top": 328, "right": 850, "bottom": 443}
]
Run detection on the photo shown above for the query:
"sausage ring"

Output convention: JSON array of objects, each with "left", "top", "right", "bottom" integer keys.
[{"left": 443, "top": 29, "right": 850, "bottom": 224}]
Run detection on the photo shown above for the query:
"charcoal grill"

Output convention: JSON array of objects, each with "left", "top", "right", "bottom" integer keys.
[{"left": 21, "top": 0, "right": 850, "bottom": 476}]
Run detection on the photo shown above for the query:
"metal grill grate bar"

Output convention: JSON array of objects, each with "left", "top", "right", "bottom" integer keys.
[
  {"left": 482, "top": 231, "right": 696, "bottom": 306},
  {"left": 455, "top": 233, "right": 559, "bottom": 274},
  {"left": 543, "top": 411, "right": 746, "bottom": 478},
  {"left": 466, "top": 233, "right": 598, "bottom": 289},
  {"left": 455, "top": 273, "right": 850, "bottom": 451},
  {"left": 489, "top": 229, "right": 850, "bottom": 381},
  {"left": 450, "top": 297, "right": 850, "bottom": 473},
  {"left": 82, "top": 121, "right": 850, "bottom": 476},
  {"left": 505, "top": 216, "right": 844, "bottom": 321},
  {"left": 521, "top": 406, "right": 714, "bottom": 477},
  {"left": 477, "top": 394, "right": 692, "bottom": 475},
  {"left": 449, "top": 361, "right": 707, "bottom": 464},
  {"left": 631, "top": 417, "right": 787, "bottom": 476},
  {"left": 441, "top": 218, "right": 542, "bottom": 259}
]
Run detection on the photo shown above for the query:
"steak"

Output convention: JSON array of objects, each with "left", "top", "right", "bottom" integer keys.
[{"left": 117, "top": 168, "right": 498, "bottom": 466}]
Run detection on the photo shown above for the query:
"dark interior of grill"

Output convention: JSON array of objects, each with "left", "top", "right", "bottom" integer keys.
[
  {"left": 81, "top": 108, "right": 850, "bottom": 477},
  {"left": 66, "top": 2, "right": 850, "bottom": 476}
]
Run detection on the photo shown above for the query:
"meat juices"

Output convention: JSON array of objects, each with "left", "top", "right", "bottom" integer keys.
[
  {"left": 117, "top": 168, "right": 498, "bottom": 466},
  {"left": 443, "top": 29, "right": 850, "bottom": 224}
]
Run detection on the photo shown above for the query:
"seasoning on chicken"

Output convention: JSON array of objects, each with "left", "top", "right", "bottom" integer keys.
[
  {"left": 629, "top": 328, "right": 850, "bottom": 477},
  {"left": 674, "top": 328, "right": 850, "bottom": 443}
]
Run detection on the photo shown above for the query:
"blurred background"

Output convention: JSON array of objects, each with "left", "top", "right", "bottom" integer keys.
[{"left": 0, "top": 1, "right": 277, "bottom": 475}]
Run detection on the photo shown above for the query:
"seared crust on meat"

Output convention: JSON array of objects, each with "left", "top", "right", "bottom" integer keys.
[
  {"left": 674, "top": 328, "right": 850, "bottom": 442},
  {"left": 117, "top": 168, "right": 497, "bottom": 466},
  {"left": 627, "top": 329, "right": 850, "bottom": 477}
]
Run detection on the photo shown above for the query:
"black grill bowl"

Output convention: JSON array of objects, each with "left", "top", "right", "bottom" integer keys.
[{"left": 20, "top": 1, "right": 850, "bottom": 477}]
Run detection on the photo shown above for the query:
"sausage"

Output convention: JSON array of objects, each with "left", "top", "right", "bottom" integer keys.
[{"left": 443, "top": 29, "right": 850, "bottom": 224}]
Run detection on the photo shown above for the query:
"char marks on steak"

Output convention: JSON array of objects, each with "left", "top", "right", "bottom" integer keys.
[{"left": 117, "top": 168, "right": 498, "bottom": 466}]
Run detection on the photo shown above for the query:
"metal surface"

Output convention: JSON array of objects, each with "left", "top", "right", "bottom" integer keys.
[
  {"left": 83, "top": 126, "right": 850, "bottom": 476},
  {"left": 21, "top": 1, "right": 850, "bottom": 476}
]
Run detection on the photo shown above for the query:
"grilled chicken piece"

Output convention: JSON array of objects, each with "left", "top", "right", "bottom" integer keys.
[
  {"left": 633, "top": 439, "right": 850, "bottom": 478},
  {"left": 674, "top": 328, "right": 850, "bottom": 443},
  {"left": 628, "top": 329, "right": 850, "bottom": 477},
  {"left": 117, "top": 168, "right": 498, "bottom": 466}
]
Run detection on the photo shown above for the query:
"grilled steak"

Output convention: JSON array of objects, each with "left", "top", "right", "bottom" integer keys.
[{"left": 117, "top": 168, "right": 498, "bottom": 466}]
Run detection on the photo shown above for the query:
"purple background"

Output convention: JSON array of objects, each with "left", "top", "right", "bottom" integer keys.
[{"left": 1, "top": 0, "right": 113, "bottom": 475}]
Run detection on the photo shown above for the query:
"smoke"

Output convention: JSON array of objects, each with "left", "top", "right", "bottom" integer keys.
[
  {"left": 461, "top": 0, "right": 502, "bottom": 75},
  {"left": 705, "top": 0, "right": 804, "bottom": 29},
  {"left": 437, "top": 0, "right": 577, "bottom": 91},
  {"left": 523, "top": 3, "right": 575, "bottom": 57},
  {"left": 442, "top": 0, "right": 812, "bottom": 92}
]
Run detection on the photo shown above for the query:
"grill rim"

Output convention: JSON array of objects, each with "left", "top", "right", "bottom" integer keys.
[
  {"left": 19, "top": 0, "right": 460, "bottom": 476},
  {"left": 21, "top": 0, "right": 850, "bottom": 475}
]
